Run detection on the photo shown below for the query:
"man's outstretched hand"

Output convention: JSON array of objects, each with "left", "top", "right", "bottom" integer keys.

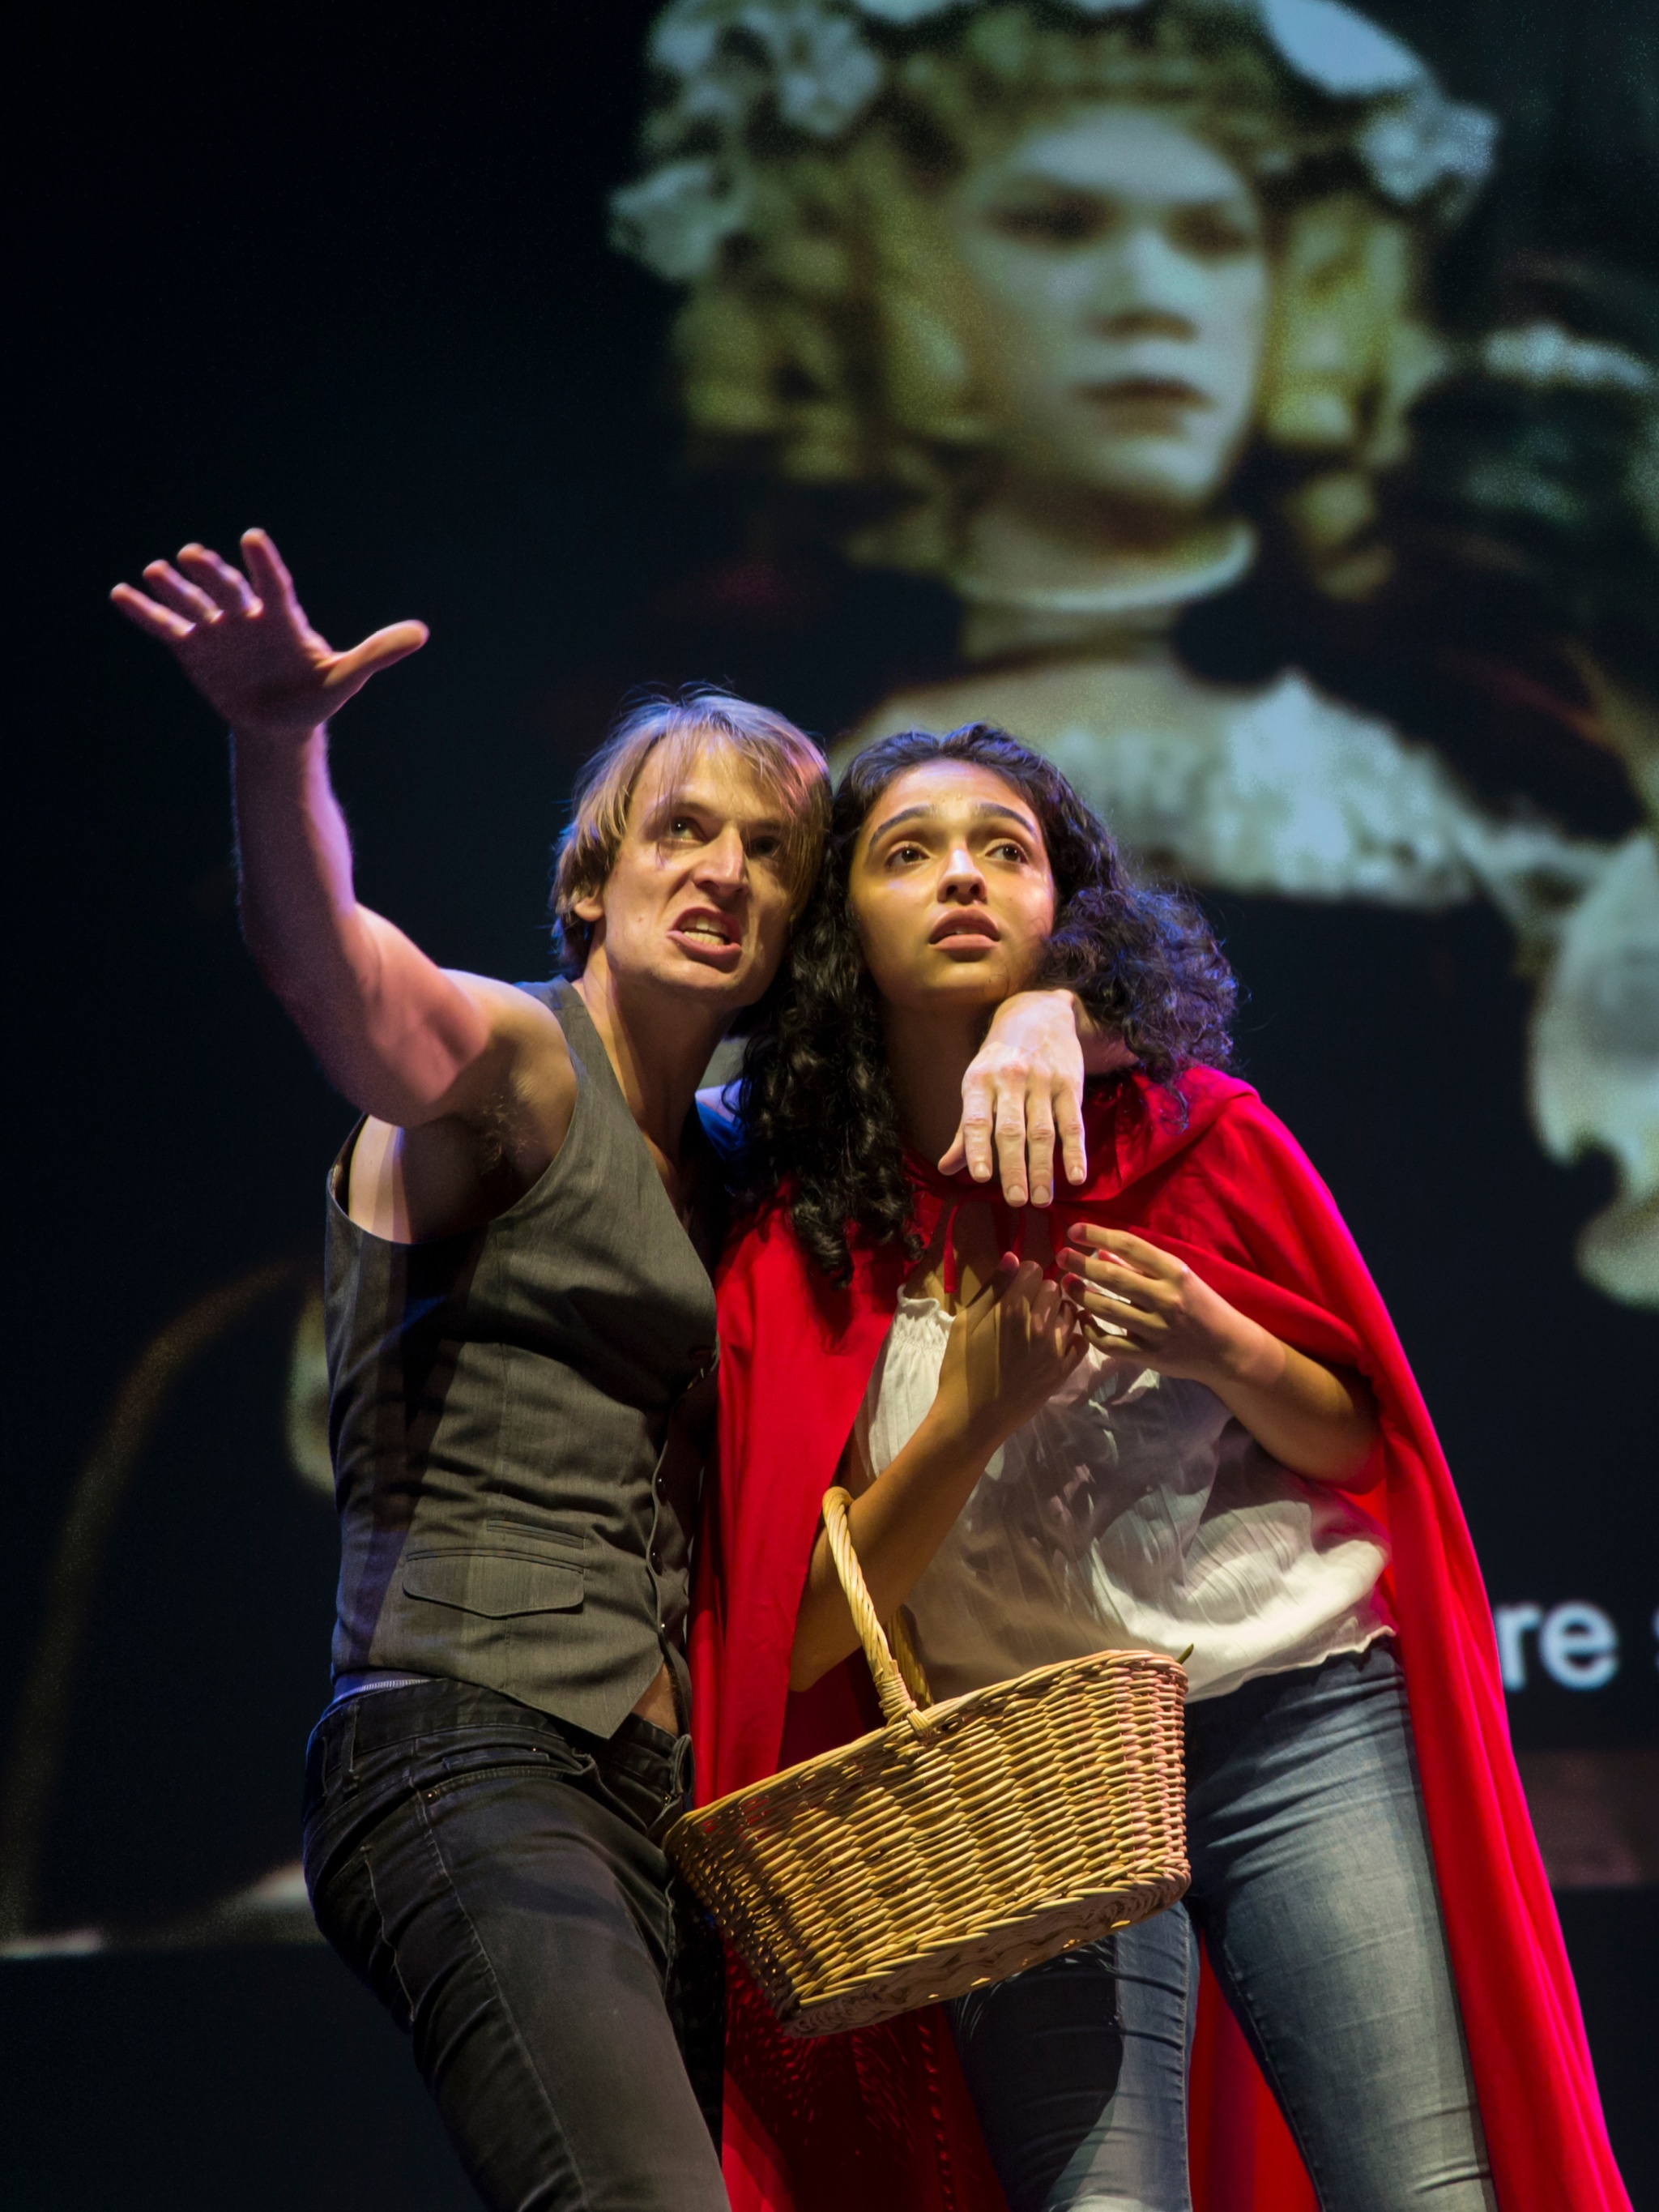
[{"left": 110, "top": 529, "right": 428, "bottom": 737}]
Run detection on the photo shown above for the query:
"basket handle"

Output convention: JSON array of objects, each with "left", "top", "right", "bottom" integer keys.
[{"left": 821, "top": 1488, "right": 932, "bottom": 1727}]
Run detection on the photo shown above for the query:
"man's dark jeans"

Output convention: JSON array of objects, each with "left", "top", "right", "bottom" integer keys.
[{"left": 301, "top": 1678, "right": 728, "bottom": 2212}]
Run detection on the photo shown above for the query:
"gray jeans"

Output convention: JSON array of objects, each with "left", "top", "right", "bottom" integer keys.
[
  {"left": 301, "top": 1677, "right": 728, "bottom": 2212},
  {"left": 949, "top": 1642, "right": 1495, "bottom": 2212}
]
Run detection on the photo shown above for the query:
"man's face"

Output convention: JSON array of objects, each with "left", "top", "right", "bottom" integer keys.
[
  {"left": 848, "top": 760, "right": 1057, "bottom": 1021},
  {"left": 576, "top": 740, "right": 800, "bottom": 1012}
]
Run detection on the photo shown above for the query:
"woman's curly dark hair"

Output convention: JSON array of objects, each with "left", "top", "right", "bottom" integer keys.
[{"left": 735, "top": 724, "right": 1236, "bottom": 1282}]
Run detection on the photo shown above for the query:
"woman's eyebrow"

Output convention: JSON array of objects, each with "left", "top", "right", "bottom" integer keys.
[
  {"left": 868, "top": 798, "right": 1038, "bottom": 840},
  {"left": 972, "top": 799, "right": 1038, "bottom": 831},
  {"left": 867, "top": 801, "right": 936, "bottom": 840}
]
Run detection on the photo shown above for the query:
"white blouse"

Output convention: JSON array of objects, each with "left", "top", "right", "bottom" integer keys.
[{"left": 852, "top": 1294, "right": 1392, "bottom": 1706}]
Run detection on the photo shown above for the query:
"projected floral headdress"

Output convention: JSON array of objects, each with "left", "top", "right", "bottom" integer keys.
[
  {"left": 609, "top": 0, "right": 1500, "bottom": 587},
  {"left": 614, "top": 0, "right": 1495, "bottom": 284}
]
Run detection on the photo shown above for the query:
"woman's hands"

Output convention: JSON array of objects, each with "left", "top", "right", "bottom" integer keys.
[
  {"left": 1059, "top": 1226, "right": 1260, "bottom": 1383},
  {"left": 111, "top": 529, "right": 427, "bottom": 740},
  {"left": 1059, "top": 1224, "right": 1379, "bottom": 1484},
  {"left": 935, "top": 1253, "right": 1087, "bottom": 1452},
  {"left": 794, "top": 1222, "right": 1378, "bottom": 1691},
  {"left": 790, "top": 1256, "right": 1085, "bottom": 1689}
]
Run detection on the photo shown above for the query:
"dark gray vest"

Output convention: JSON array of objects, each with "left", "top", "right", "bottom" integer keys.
[{"left": 324, "top": 980, "right": 719, "bottom": 1737}]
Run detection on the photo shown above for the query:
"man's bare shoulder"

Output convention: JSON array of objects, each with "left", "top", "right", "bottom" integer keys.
[
  {"left": 348, "top": 979, "right": 578, "bottom": 1240},
  {"left": 453, "top": 971, "right": 581, "bottom": 1135},
  {"left": 444, "top": 971, "right": 574, "bottom": 1070}
]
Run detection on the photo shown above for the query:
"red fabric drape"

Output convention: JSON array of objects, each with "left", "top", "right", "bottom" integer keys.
[{"left": 691, "top": 1069, "right": 1629, "bottom": 2212}]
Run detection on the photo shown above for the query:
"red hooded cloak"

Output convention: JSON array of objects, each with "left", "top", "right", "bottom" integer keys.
[{"left": 690, "top": 1067, "right": 1629, "bottom": 2212}]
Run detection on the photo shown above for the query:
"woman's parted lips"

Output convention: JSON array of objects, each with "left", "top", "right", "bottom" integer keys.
[{"left": 929, "top": 908, "right": 1000, "bottom": 944}]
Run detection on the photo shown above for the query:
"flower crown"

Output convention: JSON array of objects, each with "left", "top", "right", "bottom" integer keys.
[{"left": 612, "top": 0, "right": 1498, "bottom": 284}]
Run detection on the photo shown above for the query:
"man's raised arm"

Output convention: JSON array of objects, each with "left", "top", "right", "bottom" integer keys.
[{"left": 113, "top": 529, "right": 500, "bottom": 1129}]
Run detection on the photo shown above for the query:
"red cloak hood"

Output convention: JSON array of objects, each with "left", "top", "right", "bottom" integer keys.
[{"left": 691, "top": 1067, "right": 1629, "bottom": 2212}]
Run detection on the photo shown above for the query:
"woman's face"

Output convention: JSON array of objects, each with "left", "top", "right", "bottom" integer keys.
[
  {"left": 848, "top": 760, "right": 1057, "bottom": 1019},
  {"left": 942, "top": 103, "right": 1270, "bottom": 513}
]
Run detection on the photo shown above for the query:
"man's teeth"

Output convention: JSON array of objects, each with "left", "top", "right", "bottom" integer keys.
[{"left": 683, "top": 922, "right": 731, "bottom": 944}]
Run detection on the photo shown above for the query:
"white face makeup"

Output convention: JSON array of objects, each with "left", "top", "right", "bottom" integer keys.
[{"left": 944, "top": 103, "right": 1270, "bottom": 513}]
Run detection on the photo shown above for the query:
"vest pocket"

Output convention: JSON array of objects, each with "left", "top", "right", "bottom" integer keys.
[{"left": 401, "top": 1548, "right": 586, "bottom": 1617}]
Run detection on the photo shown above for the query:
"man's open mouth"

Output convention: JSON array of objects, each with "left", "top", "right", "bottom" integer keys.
[{"left": 673, "top": 911, "right": 741, "bottom": 953}]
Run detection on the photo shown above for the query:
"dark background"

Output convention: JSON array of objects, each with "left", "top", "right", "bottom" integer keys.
[{"left": 4, "top": 5, "right": 1657, "bottom": 2204}]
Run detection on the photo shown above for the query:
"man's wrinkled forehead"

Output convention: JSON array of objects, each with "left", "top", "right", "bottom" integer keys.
[{"left": 625, "top": 728, "right": 790, "bottom": 832}]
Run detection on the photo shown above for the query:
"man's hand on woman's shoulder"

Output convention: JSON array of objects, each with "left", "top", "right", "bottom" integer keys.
[{"left": 943, "top": 989, "right": 1133, "bottom": 1207}]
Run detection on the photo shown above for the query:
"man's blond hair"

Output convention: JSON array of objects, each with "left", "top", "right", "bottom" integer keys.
[{"left": 552, "top": 688, "right": 830, "bottom": 974}]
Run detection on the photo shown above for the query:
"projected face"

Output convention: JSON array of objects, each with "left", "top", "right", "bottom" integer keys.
[{"left": 941, "top": 105, "right": 1270, "bottom": 518}]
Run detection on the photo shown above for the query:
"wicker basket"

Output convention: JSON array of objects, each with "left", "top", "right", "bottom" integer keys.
[{"left": 666, "top": 1486, "right": 1190, "bottom": 2038}]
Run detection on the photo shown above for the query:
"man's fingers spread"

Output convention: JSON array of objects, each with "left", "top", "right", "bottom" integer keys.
[
  {"left": 241, "top": 527, "right": 294, "bottom": 591},
  {"left": 110, "top": 583, "right": 192, "bottom": 640},
  {"left": 177, "top": 543, "right": 258, "bottom": 615},
  {"left": 241, "top": 528, "right": 305, "bottom": 621},
  {"left": 327, "top": 621, "right": 430, "bottom": 691},
  {"left": 938, "top": 1128, "right": 969, "bottom": 1177},
  {"left": 142, "top": 561, "right": 220, "bottom": 625}
]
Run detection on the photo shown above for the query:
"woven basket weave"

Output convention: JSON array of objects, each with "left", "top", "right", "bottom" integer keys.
[{"left": 667, "top": 1486, "right": 1190, "bottom": 2038}]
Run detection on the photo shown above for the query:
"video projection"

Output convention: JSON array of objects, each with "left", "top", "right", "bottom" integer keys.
[
  {"left": 6, "top": 0, "right": 1657, "bottom": 2203},
  {"left": 604, "top": 0, "right": 1659, "bottom": 1749}
]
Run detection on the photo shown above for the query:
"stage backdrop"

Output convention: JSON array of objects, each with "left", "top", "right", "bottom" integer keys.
[{"left": 6, "top": 3, "right": 1657, "bottom": 2205}]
